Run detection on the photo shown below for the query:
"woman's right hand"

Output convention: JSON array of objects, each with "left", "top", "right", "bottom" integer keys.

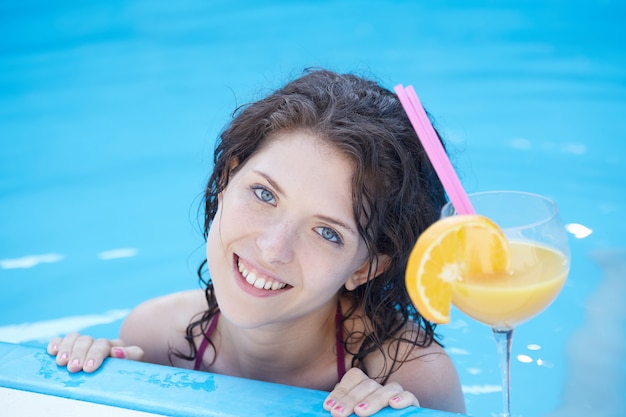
[{"left": 47, "top": 332, "right": 145, "bottom": 373}]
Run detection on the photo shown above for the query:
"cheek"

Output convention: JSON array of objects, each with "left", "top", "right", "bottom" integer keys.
[
  {"left": 206, "top": 211, "right": 224, "bottom": 273},
  {"left": 206, "top": 220, "right": 219, "bottom": 258},
  {"left": 205, "top": 192, "right": 248, "bottom": 262},
  {"left": 301, "top": 255, "right": 358, "bottom": 292},
  {"left": 206, "top": 194, "right": 233, "bottom": 268}
]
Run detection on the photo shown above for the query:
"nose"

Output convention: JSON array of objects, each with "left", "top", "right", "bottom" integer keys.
[{"left": 256, "top": 218, "right": 296, "bottom": 264}]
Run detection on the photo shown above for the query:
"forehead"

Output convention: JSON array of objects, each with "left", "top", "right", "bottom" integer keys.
[
  {"left": 247, "top": 129, "right": 355, "bottom": 199},
  {"left": 256, "top": 130, "right": 353, "bottom": 171}
]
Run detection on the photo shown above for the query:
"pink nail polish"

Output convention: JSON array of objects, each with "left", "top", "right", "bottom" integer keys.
[
  {"left": 333, "top": 404, "right": 344, "bottom": 412},
  {"left": 391, "top": 396, "right": 401, "bottom": 402},
  {"left": 71, "top": 358, "right": 80, "bottom": 366},
  {"left": 112, "top": 348, "right": 125, "bottom": 359},
  {"left": 358, "top": 402, "right": 368, "bottom": 409},
  {"left": 86, "top": 359, "right": 95, "bottom": 368},
  {"left": 325, "top": 399, "right": 336, "bottom": 407},
  {"left": 60, "top": 352, "right": 68, "bottom": 360}
]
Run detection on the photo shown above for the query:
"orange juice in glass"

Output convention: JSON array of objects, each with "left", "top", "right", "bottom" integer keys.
[
  {"left": 441, "top": 191, "right": 570, "bottom": 417},
  {"left": 451, "top": 240, "right": 568, "bottom": 329}
]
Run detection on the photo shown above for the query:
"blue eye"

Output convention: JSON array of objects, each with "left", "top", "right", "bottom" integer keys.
[
  {"left": 252, "top": 186, "right": 275, "bottom": 204},
  {"left": 316, "top": 227, "right": 343, "bottom": 245}
]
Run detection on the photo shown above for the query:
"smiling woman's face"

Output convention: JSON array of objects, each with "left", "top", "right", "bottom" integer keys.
[{"left": 206, "top": 130, "right": 371, "bottom": 328}]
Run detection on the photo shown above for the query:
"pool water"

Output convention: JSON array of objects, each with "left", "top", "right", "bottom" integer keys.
[{"left": 1, "top": 1, "right": 625, "bottom": 416}]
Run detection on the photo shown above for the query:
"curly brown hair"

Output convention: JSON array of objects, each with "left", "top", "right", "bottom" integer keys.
[{"left": 173, "top": 68, "right": 447, "bottom": 384}]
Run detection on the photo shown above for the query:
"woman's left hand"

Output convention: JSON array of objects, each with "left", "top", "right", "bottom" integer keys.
[{"left": 323, "top": 368, "right": 420, "bottom": 416}]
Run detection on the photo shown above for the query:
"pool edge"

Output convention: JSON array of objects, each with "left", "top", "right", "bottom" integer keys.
[{"left": 0, "top": 342, "right": 466, "bottom": 416}]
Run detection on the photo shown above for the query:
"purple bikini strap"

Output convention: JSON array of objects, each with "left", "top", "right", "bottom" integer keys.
[
  {"left": 194, "top": 311, "right": 220, "bottom": 371},
  {"left": 336, "top": 301, "right": 346, "bottom": 380}
]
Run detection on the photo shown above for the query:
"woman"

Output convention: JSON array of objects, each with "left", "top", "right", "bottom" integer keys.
[{"left": 48, "top": 68, "right": 466, "bottom": 416}]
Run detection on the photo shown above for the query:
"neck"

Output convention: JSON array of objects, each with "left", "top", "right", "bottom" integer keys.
[{"left": 216, "top": 300, "right": 340, "bottom": 388}]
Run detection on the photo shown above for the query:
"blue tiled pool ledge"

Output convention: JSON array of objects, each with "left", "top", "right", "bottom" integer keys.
[{"left": 0, "top": 342, "right": 466, "bottom": 416}]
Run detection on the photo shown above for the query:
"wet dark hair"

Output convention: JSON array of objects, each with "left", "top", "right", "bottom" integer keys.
[{"left": 173, "top": 68, "right": 447, "bottom": 383}]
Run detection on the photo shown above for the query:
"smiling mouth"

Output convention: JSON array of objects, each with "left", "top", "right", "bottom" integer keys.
[{"left": 237, "top": 258, "right": 289, "bottom": 291}]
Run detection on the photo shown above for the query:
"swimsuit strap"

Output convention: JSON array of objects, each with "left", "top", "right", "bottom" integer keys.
[
  {"left": 335, "top": 301, "right": 346, "bottom": 380},
  {"left": 194, "top": 311, "right": 220, "bottom": 371}
]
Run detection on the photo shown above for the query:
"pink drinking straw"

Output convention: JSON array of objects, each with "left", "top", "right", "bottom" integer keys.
[{"left": 394, "top": 84, "right": 475, "bottom": 215}]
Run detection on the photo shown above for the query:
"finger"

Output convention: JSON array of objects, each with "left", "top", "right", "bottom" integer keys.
[
  {"left": 110, "top": 339, "right": 125, "bottom": 348},
  {"left": 47, "top": 337, "right": 62, "bottom": 355},
  {"left": 388, "top": 391, "right": 420, "bottom": 409},
  {"left": 66, "top": 335, "right": 97, "bottom": 373},
  {"left": 347, "top": 380, "right": 398, "bottom": 417},
  {"left": 327, "top": 370, "right": 383, "bottom": 417},
  {"left": 324, "top": 368, "right": 371, "bottom": 412},
  {"left": 82, "top": 338, "right": 116, "bottom": 373},
  {"left": 109, "top": 345, "right": 145, "bottom": 362},
  {"left": 55, "top": 332, "right": 80, "bottom": 367},
  {"left": 328, "top": 367, "right": 370, "bottom": 400},
  {"left": 356, "top": 386, "right": 420, "bottom": 416},
  {"left": 108, "top": 339, "right": 127, "bottom": 358}
]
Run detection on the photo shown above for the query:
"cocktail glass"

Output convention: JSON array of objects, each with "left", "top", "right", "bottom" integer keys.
[{"left": 441, "top": 191, "right": 570, "bottom": 417}]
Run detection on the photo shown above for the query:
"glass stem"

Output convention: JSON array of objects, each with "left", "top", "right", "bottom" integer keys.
[{"left": 493, "top": 328, "right": 514, "bottom": 417}]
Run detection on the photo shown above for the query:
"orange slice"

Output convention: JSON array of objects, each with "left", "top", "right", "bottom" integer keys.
[{"left": 405, "top": 214, "right": 510, "bottom": 324}]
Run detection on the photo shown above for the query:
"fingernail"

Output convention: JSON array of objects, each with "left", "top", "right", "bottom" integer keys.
[
  {"left": 391, "top": 396, "right": 401, "bottom": 402},
  {"left": 86, "top": 359, "right": 95, "bottom": 368},
  {"left": 60, "top": 352, "right": 68, "bottom": 360},
  {"left": 52, "top": 344, "right": 58, "bottom": 352},
  {"left": 71, "top": 358, "right": 80, "bottom": 366},
  {"left": 325, "top": 399, "right": 336, "bottom": 407},
  {"left": 357, "top": 402, "right": 368, "bottom": 409},
  {"left": 333, "top": 404, "right": 345, "bottom": 412},
  {"left": 112, "top": 348, "right": 125, "bottom": 359}
]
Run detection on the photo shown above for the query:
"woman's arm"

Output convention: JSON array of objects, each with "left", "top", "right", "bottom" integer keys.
[{"left": 47, "top": 289, "right": 205, "bottom": 373}]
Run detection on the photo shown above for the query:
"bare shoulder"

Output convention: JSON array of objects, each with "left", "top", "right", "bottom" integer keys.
[
  {"left": 120, "top": 289, "right": 208, "bottom": 367},
  {"left": 365, "top": 322, "right": 466, "bottom": 413}
]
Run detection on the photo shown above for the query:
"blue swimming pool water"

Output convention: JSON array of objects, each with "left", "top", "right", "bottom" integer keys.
[{"left": 1, "top": 1, "right": 625, "bottom": 416}]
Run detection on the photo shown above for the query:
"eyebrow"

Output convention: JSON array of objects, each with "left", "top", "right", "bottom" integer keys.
[
  {"left": 254, "top": 170, "right": 357, "bottom": 236},
  {"left": 316, "top": 215, "right": 357, "bottom": 237},
  {"left": 255, "top": 171, "right": 285, "bottom": 196}
]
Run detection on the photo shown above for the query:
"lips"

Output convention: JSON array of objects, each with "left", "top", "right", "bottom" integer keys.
[{"left": 236, "top": 257, "right": 290, "bottom": 291}]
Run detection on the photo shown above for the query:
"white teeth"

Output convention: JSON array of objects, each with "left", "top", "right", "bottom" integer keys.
[
  {"left": 237, "top": 259, "right": 287, "bottom": 291},
  {"left": 246, "top": 271, "right": 257, "bottom": 286}
]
